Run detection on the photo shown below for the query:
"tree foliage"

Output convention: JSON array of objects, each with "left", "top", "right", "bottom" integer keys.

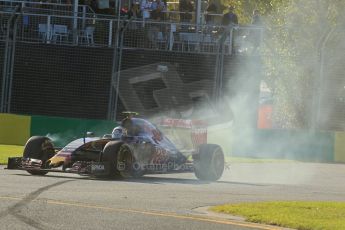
[{"left": 220, "top": 0, "right": 344, "bottom": 128}]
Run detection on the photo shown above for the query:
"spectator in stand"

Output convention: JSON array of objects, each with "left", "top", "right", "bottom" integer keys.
[
  {"left": 90, "top": 0, "right": 98, "bottom": 12},
  {"left": 120, "top": 6, "right": 129, "bottom": 17},
  {"left": 205, "top": 3, "right": 217, "bottom": 25},
  {"left": 96, "top": 0, "right": 110, "bottom": 14},
  {"left": 109, "top": 0, "right": 115, "bottom": 9},
  {"left": 128, "top": 3, "right": 141, "bottom": 19},
  {"left": 151, "top": 0, "right": 165, "bottom": 20},
  {"left": 201, "top": 0, "right": 208, "bottom": 24},
  {"left": 252, "top": 9, "right": 261, "bottom": 25},
  {"left": 251, "top": 9, "right": 262, "bottom": 53},
  {"left": 221, "top": 6, "right": 238, "bottom": 54},
  {"left": 222, "top": 6, "right": 238, "bottom": 26},
  {"left": 179, "top": 0, "right": 193, "bottom": 23},
  {"left": 127, "top": 3, "right": 141, "bottom": 29},
  {"left": 141, "top": 0, "right": 152, "bottom": 20},
  {"left": 146, "top": 0, "right": 166, "bottom": 49}
]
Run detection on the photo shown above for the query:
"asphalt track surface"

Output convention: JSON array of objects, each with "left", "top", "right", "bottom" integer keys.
[{"left": 1, "top": 162, "right": 345, "bottom": 230}]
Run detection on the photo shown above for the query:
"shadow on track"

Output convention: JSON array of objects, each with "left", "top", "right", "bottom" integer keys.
[{"left": 13, "top": 173, "right": 268, "bottom": 186}]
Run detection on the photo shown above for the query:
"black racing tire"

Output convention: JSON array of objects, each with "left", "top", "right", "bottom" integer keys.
[
  {"left": 102, "top": 141, "right": 144, "bottom": 179},
  {"left": 101, "top": 141, "right": 123, "bottom": 178},
  {"left": 23, "top": 136, "right": 55, "bottom": 176},
  {"left": 116, "top": 143, "right": 143, "bottom": 178},
  {"left": 193, "top": 144, "right": 224, "bottom": 181}
]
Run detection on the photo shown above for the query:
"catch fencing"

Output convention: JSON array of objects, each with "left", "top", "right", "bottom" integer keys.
[{"left": 0, "top": 3, "right": 287, "bottom": 132}]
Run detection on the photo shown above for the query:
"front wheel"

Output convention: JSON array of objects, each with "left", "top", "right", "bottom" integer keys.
[
  {"left": 23, "top": 136, "right": 55, "bottom": 175},
  {"left": 193, "top": 144, "right": 224, "bottom": 181}
]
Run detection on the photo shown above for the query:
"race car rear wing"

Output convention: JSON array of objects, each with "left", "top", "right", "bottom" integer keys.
[{"left": 157, "top": 118, "right": 207, "bottom": 150}]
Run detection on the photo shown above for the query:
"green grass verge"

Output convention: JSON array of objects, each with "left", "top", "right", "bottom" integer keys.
[
  {"left": 211, "top": 201, "right": 345, "bottom": 230},
  {"left": 0, "top": 145, "right": 24, "bottom": 164}
]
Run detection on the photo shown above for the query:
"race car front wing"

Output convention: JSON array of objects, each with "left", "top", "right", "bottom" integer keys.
[{"left": 6, "top": 157, "right": 111, "bottom": 176}]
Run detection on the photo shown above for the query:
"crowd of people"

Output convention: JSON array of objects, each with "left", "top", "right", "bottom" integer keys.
[
  {"left": 106, "top": 1, "right": 263, "bottom": 53},
  {"left": 121, "top": 0, "right": 196, "bottom": 23},
  {"left": 23, "top": 1, "right": 262, "bottom": 28},
  {"left": 5, "top": 0, "right": 262, "bottom": 27},
  {"left": 88, "top": 0, "right": 170, "bottom": 21},
  {"left": 0, "top": 0, "right": 263, "bottom": 53},
  {"left": 86, "top": 0, "right": 210, "bottom": 24}
]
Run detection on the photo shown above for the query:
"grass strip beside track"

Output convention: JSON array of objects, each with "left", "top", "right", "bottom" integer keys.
[
  {"left": 0, "top": 145, "right": 23, "bottom": 164},
  {"left": 211, "top": 201, "right": 345, "bottom": 230}
]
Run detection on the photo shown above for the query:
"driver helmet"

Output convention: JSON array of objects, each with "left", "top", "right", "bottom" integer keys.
[{"left": 111, "top": 126, "right": 123, "bottom": 139}]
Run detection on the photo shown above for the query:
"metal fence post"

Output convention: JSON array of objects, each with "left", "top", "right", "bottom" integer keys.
[
  {"left": 107, "top": 19, "right": 133, "bottom": 121},
  {"left": 72, "top": 0, "right": 78, "bottom": 44},
  {"left": 213, "top": 28, "right": 227, "bottom": 104},
  {"left": 82, "top": 5, "right": 86, "bottom": 30},
  {"left": 107, "top": 20, "right": 121, "bottom": 121},
  {"left": 312, "top": 26, "right": 335, "bottom": 130},
  {"left": 0, "top": 33, "right": 10, "bottom": 112},
  {"left": 228, "top": 27, "right": 233, "bottom": 55},
  {"left": 107, "top": 4, "right": 123, "bottom": 121},
  {"left": 46, "top": 15, "right": 51, "bottom": 43},
  {"left": 1, "top": 6, "right": 20, "bottom": 113},
  {"left": 108, "top": 20, "right": 113, "bottom": 47}
]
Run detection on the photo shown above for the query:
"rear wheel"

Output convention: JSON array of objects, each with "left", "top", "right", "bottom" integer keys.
[
  {"left": 193, "top": 144, "right": 224, "bottom": 181},
  {"left": 23, "top": 136, "right": 55, "bottom": 175}
]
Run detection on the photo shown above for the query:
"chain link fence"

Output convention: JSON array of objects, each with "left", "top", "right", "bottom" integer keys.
[
  {"left": 0, "top": 4, "right": 267, "bottom": 128},
  {"left": 316, "top": 27, "right": 345, "bottom": 131}
]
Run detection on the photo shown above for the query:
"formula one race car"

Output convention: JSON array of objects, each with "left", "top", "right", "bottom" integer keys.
[{"left": 6, "top": 112, "right": 224, "bottom": 181}]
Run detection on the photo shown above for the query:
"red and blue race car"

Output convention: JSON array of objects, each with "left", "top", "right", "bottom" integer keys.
[{"left": 7, "top": 112, "right": 225, "bottom": 181}]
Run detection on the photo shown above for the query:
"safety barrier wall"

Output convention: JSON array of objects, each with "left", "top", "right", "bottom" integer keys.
[
  {"left": 0, "top": 113, "right": 344, "bottom": 163},
  {"left": 0, "top": 113, "right": 117, "bottom": 146},
  {"left": 0, "top": 113, "right": 31, "bottom": 145},
  {"left": 232, "top": 129, "right": 335, "bottom": 162},
  {"left": 334, "top": 132, "right": 345, "bottom": 163},
  {"left": 30, "top": 115, "right": 118, "bottom": 146}
]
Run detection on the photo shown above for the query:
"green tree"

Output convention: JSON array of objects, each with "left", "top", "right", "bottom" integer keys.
[
  {"left": 262, "top": 0, "right": 345, "bottom": 128},
  {"left": 224, "top": 0, "right": 344, "bottom": 128}
]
